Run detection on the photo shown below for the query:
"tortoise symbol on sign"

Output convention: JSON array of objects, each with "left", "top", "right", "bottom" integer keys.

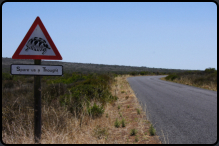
[{"left": 25, "top": 37, "right": 51, "bottom": 54}]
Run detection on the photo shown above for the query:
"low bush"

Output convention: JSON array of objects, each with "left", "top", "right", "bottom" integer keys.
[
  {"left": 205, "top": 68, "right": 216, "bottom": 74},
  {"left": 121, "top": 118, "right": 126, "bottom": 127},
  {"left": 114, "top": 118, "right": 120, "bottom": 128},
  {"left": 88, "top": 103, "right": 105, "bottom": 118},
  {"left": 119, "top": 112, "right": 122, "bottom": 117},
  {"left": 130, "top": 72, "right": 138, "bottom": 76},
  {"left": 130, "top": 128, "right": 137, "bottom": 136},
  {"left": 2, "top": 72, "right": 13, "bottom": 80},
  {"left": 149, "top": 124, "right": 156, "bottom": 136},
  {"left": 140, "top": 71, "right": 149, "bottom": 75},
  {"left": 165, "top": 74, "right": 178, "bottom": 81},
  {"left": 42, "top": 83, "right": 68, "bottom": 105},
  {"left": 137, "top": 108, "right": 141, "bottom": 115}
]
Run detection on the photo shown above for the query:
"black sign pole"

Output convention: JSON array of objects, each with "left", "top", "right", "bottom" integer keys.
[{"left": 34, "top": 59, "right": 42, "bottom": 143}]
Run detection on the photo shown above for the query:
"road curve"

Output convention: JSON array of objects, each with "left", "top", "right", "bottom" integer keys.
[{"left": 127, "top": 75, "right": 217, "bottom": 144}]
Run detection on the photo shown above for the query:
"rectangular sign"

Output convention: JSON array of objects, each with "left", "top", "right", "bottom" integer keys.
[{"left": 10, "top": 64, "right": 63, "bottom": 76}]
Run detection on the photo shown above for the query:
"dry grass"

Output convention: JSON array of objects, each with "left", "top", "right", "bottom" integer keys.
[
  {"left": 106, "top": 75, "right": 161, "bottom": 144},
  {"left": 2, "top": 75, "right": 161, "bottom": 144}
]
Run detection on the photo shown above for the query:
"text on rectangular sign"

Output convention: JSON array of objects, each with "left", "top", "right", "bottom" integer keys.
[{"left": 11, "top": 64, "right": 63, "bottom": 76}]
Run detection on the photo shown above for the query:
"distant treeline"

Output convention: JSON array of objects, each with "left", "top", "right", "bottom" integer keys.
[{"left": 2, "top": 57, "right": 198, "bottom": 75}]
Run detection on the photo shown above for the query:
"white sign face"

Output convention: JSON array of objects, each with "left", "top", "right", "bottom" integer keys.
[
  {"left": 19, "top": 25, "right": 56, "bottom": 56},
  {"left": 11, "top": 64, "right": 63, "bottom": 76}
]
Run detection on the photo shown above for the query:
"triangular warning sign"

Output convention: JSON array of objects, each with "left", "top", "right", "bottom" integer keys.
[{"left": 12, "top": 16, "right": 62, "bottom": 60}]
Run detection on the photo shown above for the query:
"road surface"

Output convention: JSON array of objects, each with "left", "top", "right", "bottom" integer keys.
[{"left": 127, "top": 75, "right": 217, "bottom": 144}]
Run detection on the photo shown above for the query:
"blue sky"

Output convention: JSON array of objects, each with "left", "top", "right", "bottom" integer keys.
[{"left": 2, "top": 2, "right": 217, "bottom": 70}]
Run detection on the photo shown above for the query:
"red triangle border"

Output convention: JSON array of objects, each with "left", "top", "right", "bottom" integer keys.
[{"left": 12, "top": 16, "right": 62, "bottom": 60}]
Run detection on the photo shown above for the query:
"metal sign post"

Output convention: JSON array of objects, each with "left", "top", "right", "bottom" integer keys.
[{"left": 34, "top": 59, "right": 41, "bottom": 143}]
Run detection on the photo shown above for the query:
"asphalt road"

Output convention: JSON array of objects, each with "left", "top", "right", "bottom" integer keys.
[{"left": 127, "top": 75, "right": 217, "bottom": 144}]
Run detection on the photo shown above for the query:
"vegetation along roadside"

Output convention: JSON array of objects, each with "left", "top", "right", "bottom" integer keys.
[
  {"left": 2, "top": 72, "right": 161, "bottom": 144},
  {"left": 161, "top": 68, "right": 217, "bottom": 91}
]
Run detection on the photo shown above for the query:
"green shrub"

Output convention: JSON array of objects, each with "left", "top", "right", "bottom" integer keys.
[
  {"left": 108, "top": 95, "right": 118, "bottom": 104},
  {"left": 88, "top": 103, "right": 104, "bottom": 118},
  {"left": 119, "top": 112, "right": 122, "bottom": 117},
  {"left": 149, "top": 124, "right": 156, "bottom": 136},
  {"left": 114, "top": 118, "right": 120, "bottom": 128},
  {"left": 139, "top": 71, "right": 149, "bottom": 75},
  {"left": 130, "top": 128, "right": 137, "bottom": 136},
  {"left": 2, "top": 72, "right": 13, "bottom": 80},
  {"left": 165, "top": 74, "right": 178, "bottom": 81},
  {"left": 140, "top": 71, "right": 145, "bottom": 75},
  {"left": 205, "top": 68, "right": 216, "bottom": 74},
  {"left": 130, "top": 72, "right": 138, "bottom": 76},
  {"left": 137, "top": 108, "right": 141, "bottom": 115},
  {"left": 121, "top": 118, "right": 126, "bottom": 127},
  {"left": 47, "top": 72, "right": 86, "bottom": 84},
  {"left": 42, "top": 83, "right": 67, "bottom": 104}
]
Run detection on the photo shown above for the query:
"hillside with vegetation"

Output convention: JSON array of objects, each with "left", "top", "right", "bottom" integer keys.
[{"left": 2, "top": 57, "right": 194, "bottom": 75}]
